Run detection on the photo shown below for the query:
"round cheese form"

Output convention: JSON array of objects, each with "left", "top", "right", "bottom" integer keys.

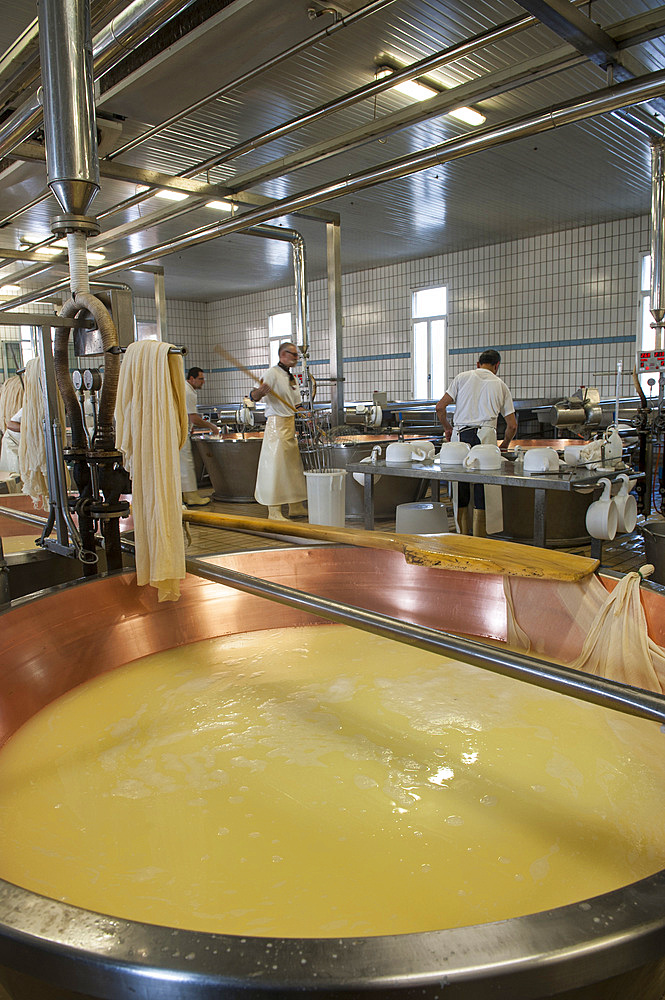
[{"left": 0, "top": 623, "right": 663, "bottom": 937}]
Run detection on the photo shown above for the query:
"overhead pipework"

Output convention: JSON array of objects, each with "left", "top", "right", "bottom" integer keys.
[
  {"left": 38, "top": 0, "right": 99, "bottom": 296},
  {"left": 651, "top": 138, "right": 665, "bottom": 351},
  {"left": 36, "top": 0, "right": 128, "bottom": 575}
]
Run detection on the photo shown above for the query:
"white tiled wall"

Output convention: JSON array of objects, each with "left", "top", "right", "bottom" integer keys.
[
  {"left": 0, "top": 214, "right": 650, "bottom": 415},
  {"left": 190, "top": 213, "right": 649, "bottom": 409}
]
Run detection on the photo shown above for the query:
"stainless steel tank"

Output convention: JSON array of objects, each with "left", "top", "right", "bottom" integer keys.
[
  {"left": 1, "top": 551, "right": 665, "bottom": 999},
  {"left": 193, "top": 432, "right": 264, "bottom": 502},
  {"left": 193, "top": 434, "right": 429, "bottom": 517},
  {"left": 502, "top": 439, "right": 598, "bottom": 546},
  {"left": 327, "top": 434, "right": 428, "bottom": 519}
]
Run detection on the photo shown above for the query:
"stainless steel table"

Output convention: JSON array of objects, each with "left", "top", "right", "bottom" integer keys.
[{"left": 347, "top": 458, "right": 638, "bottom": 553}]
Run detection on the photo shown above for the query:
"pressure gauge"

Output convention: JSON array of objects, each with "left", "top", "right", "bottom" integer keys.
[
  {"left": 72, "top": 369, "right": 83, "bottom": 390},
  {"left": 83, "top": 369, "right": 102, "bottom": 391}
]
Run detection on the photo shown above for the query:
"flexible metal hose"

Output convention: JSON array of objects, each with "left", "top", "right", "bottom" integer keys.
[
  {"left": 54, "top": 292, "right": 120, "bottom": 451},
  {"left": 53, "top": 297, "right": 86, "bottom": 449},
  {"left": 67, "top": 232, "right": 90, "bottom": 294}
]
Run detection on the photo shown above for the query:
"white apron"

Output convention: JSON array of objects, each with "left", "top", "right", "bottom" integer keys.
[
  {"left": 451, "top": 425, "right": 504, "bottom": 535},
  {"left": 179, "top": 435, "right": 197, "bottom": 493},
  {"left": 255, "top": 415, "right": 306, "bottom": 506}
]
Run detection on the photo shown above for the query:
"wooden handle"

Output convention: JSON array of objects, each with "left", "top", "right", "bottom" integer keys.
[
  {"left": 213, "top": 344, "right": 297, "bottom": 413},
  {"left": 182, "top": 510, "right": 598, "bottom": 581}
]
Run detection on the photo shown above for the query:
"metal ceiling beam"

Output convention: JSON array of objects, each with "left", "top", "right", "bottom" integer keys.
[
  {"left": 223, "top": 6, "right": 665, "bottom": 195},
  {"left": 10, "top": 140, "right": 340, "bottom": 224},
  {"left": 2, "top": 66, "right": 665, "bottom": 312},
  {"left": 514, "top": 0, "right": 665, "bottom": 117},
  {"left": 512, "top": 0, "right": 619, "bottom": 63}
]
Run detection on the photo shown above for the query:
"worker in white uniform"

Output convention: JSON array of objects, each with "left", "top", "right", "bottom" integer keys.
[
  {"left": 250, "top": 342, "right": 307, "bottom": 521},
  {"left": 179, "top": 367, "right": 219, "bottom": 507},
  {"left": 0, "top": 407, "right": 21, "bottom": 474},
  {"left": 435, "top": 349, "right": 517, "bottom": 537}
]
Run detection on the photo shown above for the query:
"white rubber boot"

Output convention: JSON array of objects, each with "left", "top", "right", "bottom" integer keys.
[
  {"left": 182, "top": 492, "right": 211, "bottom": 507},
  {"left": 268, "top": 505, "right": 290, "bottom": 521}
]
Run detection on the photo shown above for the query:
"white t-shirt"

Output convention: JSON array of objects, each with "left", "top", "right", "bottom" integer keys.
[
  {"left": 445, "top": 368, "right": 514, "bottom": 430},
  {"left": 262, "top": 365, "right": 301, "bottom": 417},
  {"left": 185, "top": 382, "right": 198, "bottom": 419}
]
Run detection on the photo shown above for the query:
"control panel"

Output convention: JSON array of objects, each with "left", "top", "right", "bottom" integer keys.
[{"left": 638, "top": 350, "right": 665, "bottom": 372}]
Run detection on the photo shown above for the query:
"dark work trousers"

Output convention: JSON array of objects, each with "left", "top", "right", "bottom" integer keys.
[{"left": 457, "top": 427, "right": 485, "bottom": 510}]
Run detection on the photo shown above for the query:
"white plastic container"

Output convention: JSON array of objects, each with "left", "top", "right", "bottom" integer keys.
[{"left": 305, "top": 469, "right": 347, "bottom": 527}]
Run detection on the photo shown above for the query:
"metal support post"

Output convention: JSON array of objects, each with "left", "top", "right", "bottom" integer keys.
[
  {"left": 36, "top": 324, "right": 79, "bottom": 556},
  {"left": 326, "top": 220, "right": 344, "bottom": 425}
]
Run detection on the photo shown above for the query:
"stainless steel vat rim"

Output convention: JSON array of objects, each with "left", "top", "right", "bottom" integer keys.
[
  {"left": 1, "top": 572, "right": 665, "bottom": 997},
  {"left": 0, "top": 869, "right": 664, "bottom": 997}
]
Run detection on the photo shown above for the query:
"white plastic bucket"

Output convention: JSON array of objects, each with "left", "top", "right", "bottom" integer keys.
[{"left": 305, "top": 469, "right": 347, "bottom": 527}]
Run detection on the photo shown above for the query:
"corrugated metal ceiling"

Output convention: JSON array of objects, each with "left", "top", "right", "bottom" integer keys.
[{"left": 0, "top": 0, "right": 662, "bottom": 301}]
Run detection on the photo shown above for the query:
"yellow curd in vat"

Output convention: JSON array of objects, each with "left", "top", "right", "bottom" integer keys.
[{"left": 0, "top": 624, "right": 663, "bottom": 937}]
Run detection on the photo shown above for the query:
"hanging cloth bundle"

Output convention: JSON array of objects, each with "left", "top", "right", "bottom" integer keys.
[
  {"left": 504, "top": 566, "right": 665, "bottom": 694},
  {"left": 115, "top": 341, "right": 189, "bottom": 602},
  {"left": 19, "top": 358, "right": 67, "bottom": 510},
  {"left": 0, "top": 375, "right": 24, "bottom": 434}
]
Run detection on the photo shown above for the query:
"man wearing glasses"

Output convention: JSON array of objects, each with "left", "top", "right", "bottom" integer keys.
[{"left": 249, "top": 342, "right": 307, "bottom": 520}]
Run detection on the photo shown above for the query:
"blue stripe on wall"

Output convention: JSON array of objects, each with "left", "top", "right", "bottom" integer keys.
[
  {"left": 210, "top": 338, "right": 632, "bottom": 375},
  {"left": 210, "top": 352, "right": 410, "bottom": 374},
  {"left": 449, "top": 335, "right": 636, "bottom": 356}
]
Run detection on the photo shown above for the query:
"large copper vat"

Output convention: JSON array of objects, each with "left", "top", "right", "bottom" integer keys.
[{"left": 1, "top": 550, "right": 665, "bottom": 999}]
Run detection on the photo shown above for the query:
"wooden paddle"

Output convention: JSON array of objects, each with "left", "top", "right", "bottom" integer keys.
[
  {"left": 213, "top": 344, "right": 297, "bottom": 413},
  {"left": 182, "top": 509, "right": 599, "bottom": 581}
]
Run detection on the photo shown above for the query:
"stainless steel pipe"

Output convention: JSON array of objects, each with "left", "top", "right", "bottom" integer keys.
[
  {"left": 651, "top": 139, "right": 665, "bottom": 345},
  {"left": 5, "top": 68, "right": 665, "bottom": 311},
  {"left": 187, "top": 555, "right": 665, "bottom": 727},
  {"left": 0, "top": 0, "right": 199, "bottom": 163}
]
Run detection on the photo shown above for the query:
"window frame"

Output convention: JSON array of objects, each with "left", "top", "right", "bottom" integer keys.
[
  {"left": 268, "top": 311, "right": 293, "bottom": 367},
  {"left": 411, "top": 285, "right": 448, "bottom": 400}
]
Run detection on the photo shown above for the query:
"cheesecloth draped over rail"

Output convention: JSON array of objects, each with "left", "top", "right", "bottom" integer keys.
[
  {"left": 0, "top": 375, "right": 23, "bottom": 433},
  {"left": 115, "top": 341, "right": 189, "bottom": 602},
  {"left": 504, "top": 569, "right": 665, "bottom": 694},
  {"left": 19, "top": 358, "right": 67, "bottom": 510}
]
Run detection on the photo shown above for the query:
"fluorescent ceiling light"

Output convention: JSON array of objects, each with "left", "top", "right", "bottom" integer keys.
[
  {"left": 375, "top": 65, "right": 485, "bottom": 125},
  {"left": 376, "top": 67, "right": 436, "bottom": 102},
  {"left": 448, "top": 106, "right": 486, "bottom": 126},
  {"left": 0, "top": 285, "right": 22, "bottom": 296},
  {"left": 23, "top": 245, "right": 61, "bottom": 257},
  {"left": 206, "top": 200, "right": 234, "bottom": 212},
  {"left": 86, "top": 251, "right": 105, "bottom": 262},
  {"left": 155, "top": 189, "right": 188, "bottom": 201}
]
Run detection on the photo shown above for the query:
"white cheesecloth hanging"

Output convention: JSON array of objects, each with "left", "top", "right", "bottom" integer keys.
[
  {"left": 503, "top": 567, "right": 665, "bottom": 694},
  {"left": 115, "top": 341, "right": 189, "bottom": 602},
  {"left": 19, "top": 358, "right": 67, "bottom": 510},
  {"left": 0, "top": 375, "right": 23, "bottom": 434}
]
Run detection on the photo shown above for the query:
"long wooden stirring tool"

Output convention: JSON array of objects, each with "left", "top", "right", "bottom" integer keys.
[
  {"left": 213, "top": 344, "right": 297, "bottom": 413},
  {"left": 183, "top": 509, "right": 599, "bottom": 582}
]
